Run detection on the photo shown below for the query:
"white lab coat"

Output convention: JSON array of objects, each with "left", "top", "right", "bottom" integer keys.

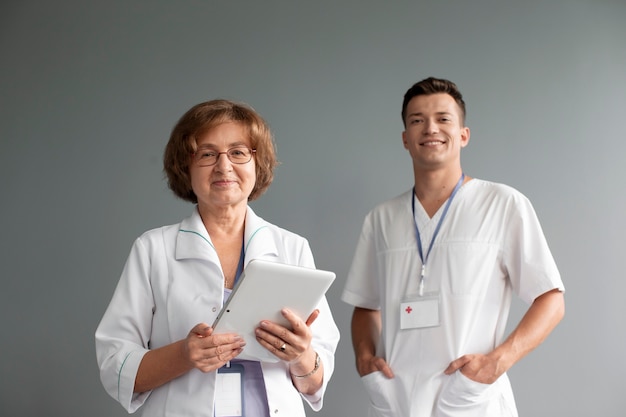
[{"left": 96, "top": 206, "right": 339, "bottom": 417}]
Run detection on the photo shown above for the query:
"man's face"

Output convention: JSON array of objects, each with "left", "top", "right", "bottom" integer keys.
[{"left": 402, "top": 93, "right": 470, "bottom": 171}]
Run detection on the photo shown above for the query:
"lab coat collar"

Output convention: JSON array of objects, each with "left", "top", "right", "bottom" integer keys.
[
  {"left": 242, "top": 207, "right": 279, "bottom": 264},
  {"left": 175, "top": 206, "right": 278, "bottom": 265}
]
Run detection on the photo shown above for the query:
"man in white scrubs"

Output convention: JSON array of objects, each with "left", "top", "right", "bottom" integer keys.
[{"left": 342, "top": 77, "right": 565, "bottom": 417}]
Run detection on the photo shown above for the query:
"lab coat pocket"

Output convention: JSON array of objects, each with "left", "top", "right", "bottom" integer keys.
[
  {"left": 434, "top": 371, "right": 494, "bottom": 417},
  {"left": 360, "top": 371, "right": 403, "bottom": 417}
]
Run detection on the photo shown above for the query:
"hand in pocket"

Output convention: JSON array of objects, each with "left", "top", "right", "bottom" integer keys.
[
  {"left": 434, "top": 371, "right": 494, "bottom": 416},
  {"left": 361, "top": 371, "right": 406, "bottom": 417}
]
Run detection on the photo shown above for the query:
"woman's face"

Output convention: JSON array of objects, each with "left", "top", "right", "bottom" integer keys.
[{"left": 189, "top": 122, "right": 256, "bottom": 211}]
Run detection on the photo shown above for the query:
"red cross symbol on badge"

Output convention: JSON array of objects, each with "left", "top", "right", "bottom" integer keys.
[{"left": 405, "top": 306, "right": 413, "bottom": 314}]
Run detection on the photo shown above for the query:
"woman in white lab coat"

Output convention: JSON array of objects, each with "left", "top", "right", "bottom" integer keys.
[{"left": 95, "top": 99, "right": 340, "bottom": 417}]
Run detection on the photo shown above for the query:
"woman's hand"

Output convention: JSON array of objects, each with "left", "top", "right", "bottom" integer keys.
[
  {"left": 256, "top": 309, "right": 324, "bottom": 395},
  {"left": 184, "top": 323, "right": 246, "bottom": 373},
  {"left": 134, "top": 323, "right": 245, "bottom": 393},
  {"left": 254, "top": 308, "right": 319, "bottom": 363}
]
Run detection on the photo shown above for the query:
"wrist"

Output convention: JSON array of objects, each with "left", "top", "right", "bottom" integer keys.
[
  {"left": 488, "top": 345, "right": 515, "bottom": 375},
  {"left": 356, "top": 351, "right": 376, "bottom": 376},
  {"left": 290, "top": 351, "right": 320, "bottom": 379}
]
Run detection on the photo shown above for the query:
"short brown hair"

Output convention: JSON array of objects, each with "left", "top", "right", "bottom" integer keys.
[
  {"left": 401, "top": 77, "right": 466, "bottom": 127},
  {"left": 163, "top": 99, "right": 278, "bottom": 203}
]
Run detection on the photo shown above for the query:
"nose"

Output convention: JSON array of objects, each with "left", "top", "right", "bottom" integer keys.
[
  {"left": 423, "top": 118, "right": 439, "bottom": 134},
  {"left": 214, "top": 152, "right": 233, "bottom": 171}
]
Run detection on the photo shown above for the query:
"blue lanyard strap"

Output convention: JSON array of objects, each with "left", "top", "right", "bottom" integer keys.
[
  {"left": 234, "top": 241, "right": 245, "bottom": 285},
  {"left": 411, "top": 173, "right": 465, "bottom": 295}
]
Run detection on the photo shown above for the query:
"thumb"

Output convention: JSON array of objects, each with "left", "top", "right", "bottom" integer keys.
[
  {"left": 190, "top": 322, "right": 213, "bottom": 338},
  {"left": 305, "top": 309, "right": 320, "bottom": 326},
  {"left": 445, "top": 355, "right": 471, "bottom": 375}
]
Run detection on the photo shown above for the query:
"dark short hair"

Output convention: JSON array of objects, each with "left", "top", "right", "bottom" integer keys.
[
  {"left": 163, "top": 99, "right": 278, "bottom": 203},
  {"left": 401, "top": 77, "right": 466, "bottom": 127}
]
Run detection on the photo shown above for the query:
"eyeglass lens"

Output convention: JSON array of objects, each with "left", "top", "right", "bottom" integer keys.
[{"left": 195, "top": 147, "right": 254, "bottom": 166}]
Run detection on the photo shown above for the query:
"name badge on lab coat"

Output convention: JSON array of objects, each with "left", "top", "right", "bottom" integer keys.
[
  {"left": 215, "top": 363, "right": 244, "bottom": 417},
  {"left": 400, "top": 293, "right": 440, "bottom": 330}
]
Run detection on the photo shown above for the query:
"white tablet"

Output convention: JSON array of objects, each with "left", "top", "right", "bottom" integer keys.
[{"left": 212, "top": 259, "right": 336, "bottom": 362}]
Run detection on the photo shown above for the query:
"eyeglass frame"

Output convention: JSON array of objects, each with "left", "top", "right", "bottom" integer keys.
[{"left": 191, "top": 146, "right": 257, "bottom": 167}]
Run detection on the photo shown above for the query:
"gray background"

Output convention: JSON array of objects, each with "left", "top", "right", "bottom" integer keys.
[{"left": 1, "top": 0, "right": 625, "bottom": 416}]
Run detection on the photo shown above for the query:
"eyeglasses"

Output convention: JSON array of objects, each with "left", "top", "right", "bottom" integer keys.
[{"left": 192, "top": 147, "right": 256, "bottom": 167}]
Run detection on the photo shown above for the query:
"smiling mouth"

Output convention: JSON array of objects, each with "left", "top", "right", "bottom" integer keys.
[
  {"left": 213, "top": 179, "right": 236, "bottom": 185},
  {"left": 421, "top": 140, "right": 445, "bottom": 146}
]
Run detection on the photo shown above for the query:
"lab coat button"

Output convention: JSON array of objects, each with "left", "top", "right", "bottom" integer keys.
[{"left": 212, "top": 307, "right": 217, "bottom": 312}]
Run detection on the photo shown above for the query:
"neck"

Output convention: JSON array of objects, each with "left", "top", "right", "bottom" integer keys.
[
  {"left": 197, "top": 203, "right": 247, "bottom": 239},
  {"left": 413, "top": 168, "right": 468, "bottom": 217},
  {"left": 197, "top": 203, "right": 246, "bottom": 290}
]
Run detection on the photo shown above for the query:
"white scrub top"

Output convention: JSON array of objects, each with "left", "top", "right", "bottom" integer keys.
[
  {"left": 96, "top": 206, "right": 339, "bottom": 417},
  {"left": 342, "top": 179, "right": 564, "bottom": 417}
]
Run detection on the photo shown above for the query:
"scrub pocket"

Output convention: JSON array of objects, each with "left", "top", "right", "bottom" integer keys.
[
  {"left": 434, "top": 371, "right": 494, "bottom": 417},
  {"left": 361, "top": 371, "right": 404, "bottom": 417},
  {"left": 435, "top": 371, "right": 518, "bottom": 417}
]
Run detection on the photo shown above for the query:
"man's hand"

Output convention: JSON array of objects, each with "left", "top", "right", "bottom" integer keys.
[
  {"left": 444, "top": 353, "right": 505, "bottom": 384},
  {"left": 445, "top": 289, "right": 564, "bottom": 385},
  {"left": 357, "top": 353, "right": 394, "bottom": 379}
]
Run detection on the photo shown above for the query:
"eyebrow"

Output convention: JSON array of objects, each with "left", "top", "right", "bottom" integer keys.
[
  {"left": 196, "top": 141, "right": 250, "bottom": 150},
  {"left": 407, "top": 111, "right": 454, "bottom": 118}
]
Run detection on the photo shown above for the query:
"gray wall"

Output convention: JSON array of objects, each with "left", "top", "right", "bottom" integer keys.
[{"left": 1, "top": 1, "right": 625, "bottom": 416}]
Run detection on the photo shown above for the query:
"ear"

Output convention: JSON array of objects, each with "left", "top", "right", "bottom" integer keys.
[
  {"left": 402, "top": 131, "right": 410, "bottom": 149},
  {"left": 460, "top": 126, "right": 470, "bottom": 148}
]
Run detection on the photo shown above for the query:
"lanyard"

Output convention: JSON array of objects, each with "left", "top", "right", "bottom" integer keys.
[
  {"left": 411, "top": 173, "right": 465, "bottom": 296},
  {"left": 234, "top": 242, "right": 245, "bottom": 285}
]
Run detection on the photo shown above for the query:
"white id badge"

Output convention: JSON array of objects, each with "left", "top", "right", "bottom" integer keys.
[
  {"left": 400, "top": 292, "right": 440, "bottom": 329},
  {"left": 215, "top": 363, "right": 244, "bottom": 417}
]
